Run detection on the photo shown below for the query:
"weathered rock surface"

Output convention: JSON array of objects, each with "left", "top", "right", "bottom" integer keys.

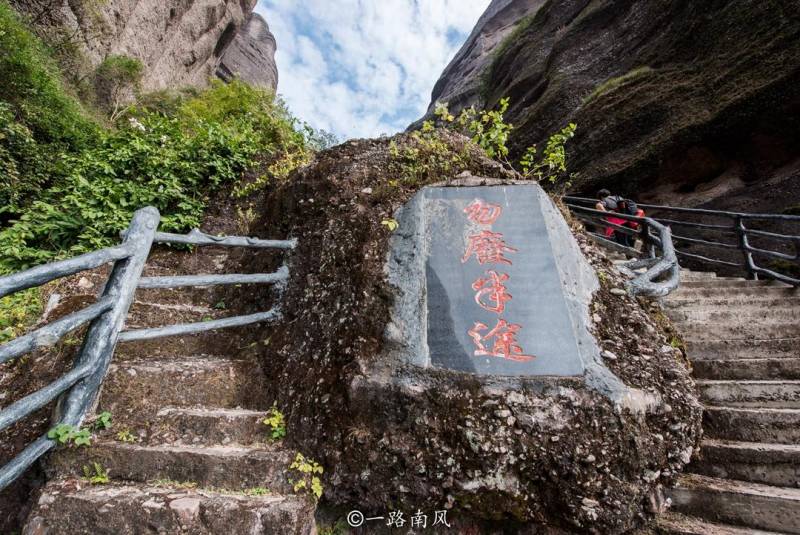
[
  {"left": 216, "top": 12, "right": 278, "bottom": 90},
  {"left": 24, "top": 481, "right": 315, "bottom": 535},
  {"left": 11, "top": 0, "right": 278, "bottom": 91},
  {"left": 421, "top": 0, "right": 800, "bottom": 211},
  {"left": 250, "top": 133, "right": 702, "bottom": 531}
]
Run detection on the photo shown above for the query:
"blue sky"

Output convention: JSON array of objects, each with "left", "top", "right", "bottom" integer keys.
[{"left": 255, "top": 0, "right": 490, "bottom": 141}]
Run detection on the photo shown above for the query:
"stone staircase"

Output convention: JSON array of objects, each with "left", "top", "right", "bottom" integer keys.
[
  {"left": 656, "top": 269, "right": 800, "bottom": 534},
  {"left": 22, "top": 249, "right": 316, "bottom": 534}
]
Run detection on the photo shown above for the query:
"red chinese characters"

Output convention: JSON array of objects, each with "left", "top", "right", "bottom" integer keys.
[
  {"left": 461, "top": 230, "right": 518, "bottom": 265},
  {"left": 472, "top": 270, "right": 511, "bottom": 314},
  {"left": 468, "top": 320, "right": 534, "bottom": 362},
  {"left": 461, "top": 198, "right": 535, "bottom": 363},
  {"left": 464, "top": 199, "right": 502, "bottom": 225}
]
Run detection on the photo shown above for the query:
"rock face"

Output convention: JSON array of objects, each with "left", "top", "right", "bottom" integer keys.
[
  {"left": 422, "top": 1, "right": 800, "bottom": 211},
  {"left": 11, "top": 0, "right": 278, "bottom": 91},
  {"left": 250, "top": 134, "right": 702, "bottom": 531},
  {"left": 216, "top": 13, "right": 278, "bottom": 91}
]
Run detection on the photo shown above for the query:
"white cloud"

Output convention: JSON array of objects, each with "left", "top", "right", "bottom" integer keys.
[{"left": 256, "top": 0, "right": 489, "bottom": 141}]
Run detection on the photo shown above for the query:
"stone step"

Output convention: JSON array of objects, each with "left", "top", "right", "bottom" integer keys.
[
  {"left": 654, "top": 512, "right": 785, "bottom": 535},
  {"left": 693, "top": 358, "right": 800, "bottom": 381},
  {"left": 677, "top": 320, "right": 800, "bottom": 341},
  {"left": 666, "top": 306, "right": 798, "bottom": 324},
  {"left": 667, "top": 473, "right": 800, "bottom": 533},
  {"left": 678, "top": 279, "right": 788, "bottom": 289},
  {"left": 115, "top": 326, "right": 255, "bottom": 360},
  {"left": 47, "top": 441, "right": 295, "bottom": 494},
  {"left": 704, "top": 406, "right": 800, "bottom": 444},
  {"left": 679, "top": 270, "right": 719, "bottom": 280},
  {"left": 689, "top": 439, "right": 800, "bottom": 488},
  {"left": 669, "top": 286, "right": 799, "bottom": 301},
  {"left": 697, "top": 380, "right": 800, "bottom": 408},
  {"left": 24, "top": 479, "right": 314, "bottom": 535},
  {"left": 147, "top": 407, "right": 270, "bottom": 446},
  {"left": 125, "top": 300, "right": 223, "bottom": 330},
  {"left": 664, "top": 295, "right": 800, "bottom": 310},
  {"left": 99, "top": 356, "right": 268, "bottom": 425},
  {"left": 686, "top": 339, "right": 799, "bottom": 362}
]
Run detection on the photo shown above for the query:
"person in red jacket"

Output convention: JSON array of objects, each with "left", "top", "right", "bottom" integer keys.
[{"left": 595, "top": 189, "right": 644, "bottom": 247}]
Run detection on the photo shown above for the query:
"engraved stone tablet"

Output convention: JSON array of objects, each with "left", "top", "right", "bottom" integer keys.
[{"left": 424, "top": 185, "right": 585, "bottom": 376}]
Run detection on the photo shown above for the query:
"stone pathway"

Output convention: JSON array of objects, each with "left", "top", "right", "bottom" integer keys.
[
  {"left": 657, "top": 270, "right": 800, "bottom": 534},
  {"left": 22, "top": 248, "right": 316, "bottom": 534}
]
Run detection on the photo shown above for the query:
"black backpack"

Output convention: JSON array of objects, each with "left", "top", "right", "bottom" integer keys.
[{"left": 609, "top": 196, "right": 639, "bottom": 215}]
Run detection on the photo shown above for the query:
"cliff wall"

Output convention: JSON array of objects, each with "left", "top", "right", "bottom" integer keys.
[{"left": 422, "top": 0, "right": 800, "bottom": 210}]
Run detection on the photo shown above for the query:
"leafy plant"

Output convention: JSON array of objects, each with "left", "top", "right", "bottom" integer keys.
[
  {"left": 94, "top": 411, "right": 112, "bottom": 431},
  {"left": 82, "top": 462, "right": 110, "bottom": 484},
  {"left": 0, "top": 5, "right": 98, "bottom": 214},
  {"left": 94, "top": 55, "right": 144, "bottom": 121},
  {"left": 381, "top": 218, "right": 399, "bottom": 231},
  {"left": 0, "top": 79, "right": 313, "bottom": 273},
  {"left": 116, "top": 428, "right": 137, "bottom": 443},
  {"left": 263, "top": 404, "right": 287, "bottom": 440},
  {"left": 0, "top": 287, "right": 42, "bottom": 343},
  {"left": 519, "top": 123, "right": 577, "bottom": 182},
  {"left": 436, "top": 97, "right": 514, "bottom": 160},
  {"left": 388, "top": 128, "right": 468, "bottom": 187},
  {"left": 431, "top": 99, "right": 576, "bottom": 184},
  {"left": 47, "top": 423, "right": 92, "bottom": 447},
  {"left": 288, "top": 453, "right": 324, "bottom": 500}
]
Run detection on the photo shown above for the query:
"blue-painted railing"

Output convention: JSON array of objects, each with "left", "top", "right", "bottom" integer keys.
[{"left": 0, "top": 206, "right": 294, "bottom": 490}]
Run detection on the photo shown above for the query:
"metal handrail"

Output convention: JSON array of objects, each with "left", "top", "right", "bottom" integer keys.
[
  {"left": 564, "top": 196, "right": 800, "bottom": 286},
  {"left": 564, "top": 202, "right": 680, "bottom": 296},
  {"left": 0, "top": 206, "right": 294, "bottom": 491}
]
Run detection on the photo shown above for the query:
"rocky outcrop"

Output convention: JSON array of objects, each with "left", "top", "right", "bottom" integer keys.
[
  {"left": 216, "top": 13, "right": 277, "bottom": 91},
  {"left": 11, "top": 0, "right": 278, "bottom": 91},
  {"left": 246, "top": 133, "right": 701, "bottom": 531},
  {"left": 421, "top": 1, "right": 800, "bottom": 211}
]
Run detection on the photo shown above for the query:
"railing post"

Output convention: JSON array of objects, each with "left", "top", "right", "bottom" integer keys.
[
  {"left": 736, "top": 216, "right": 757, "bottom": 280},
  {"left": 58, "top": 206, "right": 160, "bottom": 426},
  {"left": 0, "top": 207, "right": 159, "bottom": 491},
  {"left": 640, "top": 221, "right": 654, "bottom": 258}
]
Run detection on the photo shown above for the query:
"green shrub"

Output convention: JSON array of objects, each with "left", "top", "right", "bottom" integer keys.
[
  {"left": 0, "top": 3, "right": 97, "bottom": 148},
  {"left": 0, "top": 3, "right": 99, "bottom": 214},
  {"left": 0, "top": 80, "right": 311, "bottom": 272},
  {"left": 431, "top": 99, "right": 576, "bottom": 184},
  {"left": 94, "top": 54, "right": 144, "bottom": 120}
]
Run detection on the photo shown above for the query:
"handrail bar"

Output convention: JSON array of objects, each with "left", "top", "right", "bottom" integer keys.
[
  {"left": 564, "top": 196, "right": 800, "bottom": 221},
  {"left": 0, "top": 297, "right": 115, "bottom": 364},
  {"left": 674, "top": 249, "right": 741, "bottom": 267},
  {"left": 0, "top": 362, "right": 94, "bottom": 432},
  {"left": 671, "top": 234, "right": 740, "bottom": 250},
  {"left": 650, "top": 218, "right": 737, "bottom": 232},
  {"left": 118, "top": 308, "right": 281, "bottom": 342},
  {"left": 0, "top": 206, "right": 296, "bottom": 492},
  {"left": 745, "top": 245, "right": 798, "bottom": 261},
  {"left": 565, "top": 202, "right": 679, "bottom": 296},
  {"left": 564, "top": 196, "right": 799, "bottom": 286},
  {"left": 137, "top": 268, "right": 288, "bottom": 289},
  {"left": 0, "top": 244, "right": 132, "bottom": 299},
  {"left": 132, "top": 229, "right": 297, "bottom": 249}
]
